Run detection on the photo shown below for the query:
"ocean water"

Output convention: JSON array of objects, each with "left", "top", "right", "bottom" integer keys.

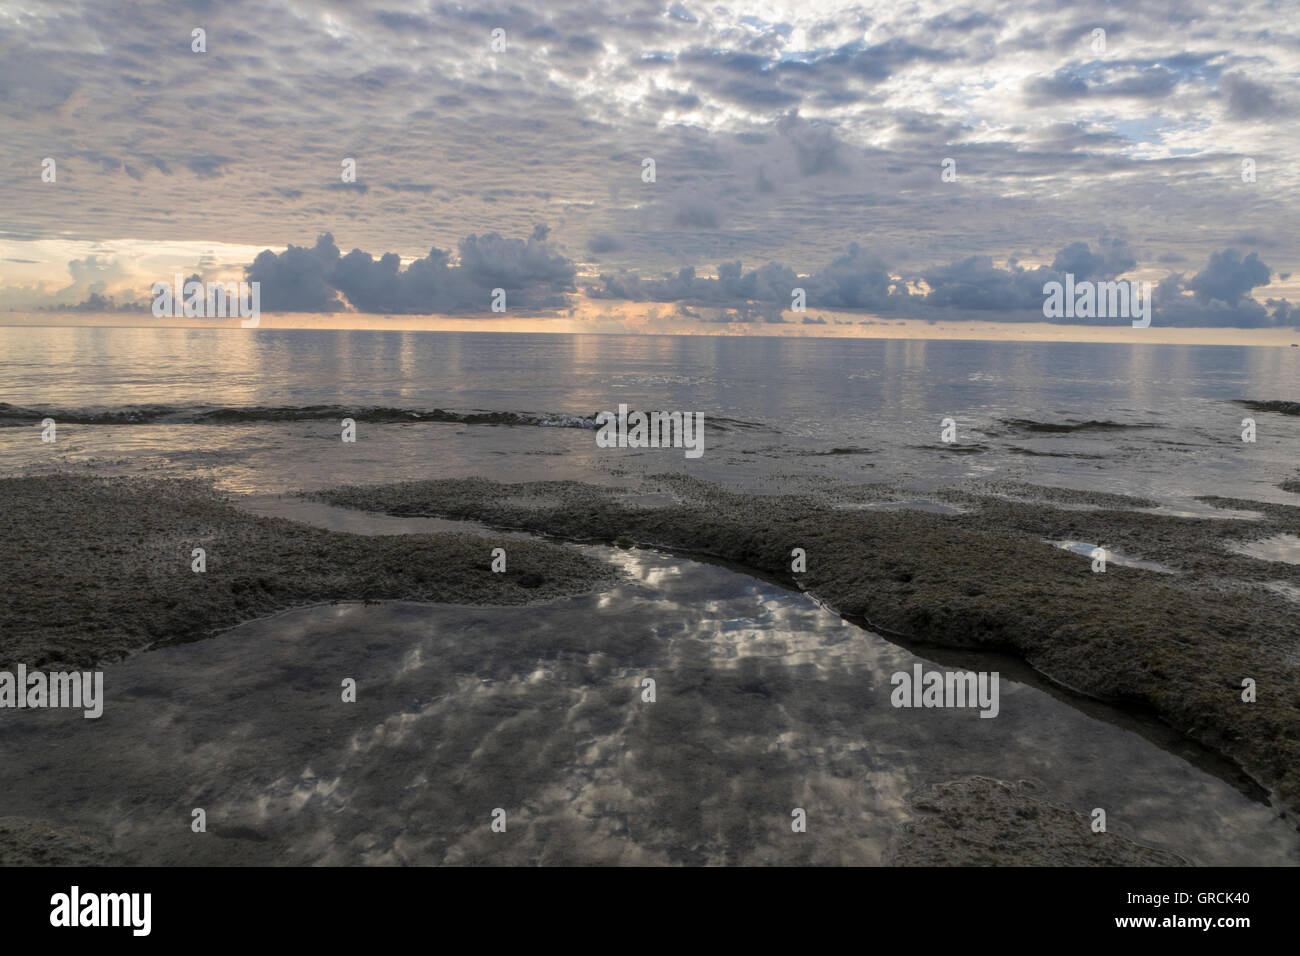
[{"left": 0, "top": 326, "right": 1296, "bottom": 506}]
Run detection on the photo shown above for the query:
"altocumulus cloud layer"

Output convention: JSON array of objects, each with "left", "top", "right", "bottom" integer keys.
[{"left": 1, "top": 0, "right": 1296, "bottom": 326}]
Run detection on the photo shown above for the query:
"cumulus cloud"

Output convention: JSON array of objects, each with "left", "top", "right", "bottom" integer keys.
[
  {"left": 243, "top": 226, "right": 574, "bottom": 313},
  {"left": 812, "top": 243, "right": 906, "bottom": 309},
  {"left": 246, "top": 236, "right": 345, "bottom": 313},
  {"left": 1186, "top": 247, "right": 1271, "bottom": 305},
  {"left": 590, "top": 240, "right": 1294, "bottom": 328},
  {"left": 920, "top": 255, "right": 1049, "bottom": 311},
  {"left": 38, "top": 291, "right": 146, "bottom": 313},
  {"left": 1050, "top": 239, "right": 1136, "bottom": 280}
]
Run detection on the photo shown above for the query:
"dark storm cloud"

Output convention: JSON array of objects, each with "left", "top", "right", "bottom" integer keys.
[{"left": 243, "top": 226, "right": 574, "bottom": 313}]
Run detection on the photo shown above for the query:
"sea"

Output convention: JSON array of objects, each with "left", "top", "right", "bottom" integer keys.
[{"left": 0, "top": 326, "right": 1296, "bottom": 508}]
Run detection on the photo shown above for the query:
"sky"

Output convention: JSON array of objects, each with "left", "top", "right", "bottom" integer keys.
[{"left": 1, "top": 0, "right": 1297, "bottom": 331}]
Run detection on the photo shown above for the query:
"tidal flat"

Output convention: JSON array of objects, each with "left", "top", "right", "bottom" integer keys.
[
  {"left": 0, "top": 475, "right": 617, "bottom": 673},
  {"left": 308, "top": 474, "right": 1300, "bottom": 821},
  {"left": 1, "top": 472, "right": 1297, "bottom": 866}
]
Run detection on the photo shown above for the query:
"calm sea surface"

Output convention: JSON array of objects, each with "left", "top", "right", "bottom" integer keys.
[{"left": 0, "top": 326, "right": 1294, "bottom": 504}]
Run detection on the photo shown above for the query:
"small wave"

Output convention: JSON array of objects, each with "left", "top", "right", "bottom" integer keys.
[
  {"left": 1236, "top": 400, "right": 1300, "bottom": 416},
  {"left": 1008, "top": 446, "right": 1107, "bottom": 459},
  {"left": 998, "top": 418, "right": 1156, "bottom": 433},
  {"left": 0, "top": 402, "right": 600, "bottom": 429},
  {"left": 911, "top": 442, "right": 988, "bottom": 454},
  {"left": 705, "top": 415, "right": 773, "bottom": 432},
  {"left": 0, "top": 403, "right": 771, "bottom": 432}
]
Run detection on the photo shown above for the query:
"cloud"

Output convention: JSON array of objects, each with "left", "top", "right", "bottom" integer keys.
[
  {"left": 776, "top": 111, "right": 848, "bottom": 176},
  {"left": 1185, "top": 248, "right": 1271, "bottom": 305},
  {"left": 1, "top": 0, "right": 1298, "bottom": 311},
  {"left": 921, "top": 255, "right": 1047, "bottom": 311},
  {"left": 811, "top": 243, "right": 904, "bottom": 309},
  {"left": 589, "top": 239, "right": 1294, "bottom": 328},
  {"left": 587, "top": 234, "right": 626, "bottom": 255},
  {"left": 1026, "top": 65, "right": 1179, "bottom": 105},
  {"left": 186, "top": 155, "right": 234, "bottom": 178},
  {"left": 1220, "top": 71, "right": 1287, "bottom": 119},
  {"left": 672, "top": 199, "right": 722, "bottom": 229},
  {"left": 1050, "top": 239, "right": 1137, "bottom": 281},
  {"left": 38, "top": 291, "right": 146, "bottom": 313},
  {"left": 243, "top": 225, "right": 574, "bottom": 313},
  {"left": 246, "top": 235, "right": 344, "bottom": 312},
  {"left": 0, "top": 55, "right": 77, "bottom": 114}
]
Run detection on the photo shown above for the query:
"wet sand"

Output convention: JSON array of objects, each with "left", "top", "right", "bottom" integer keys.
[
  {"left": 890, "top": 778, "right": 1188, "bottom": 866},
  {"left": 0, "top": 475, "right": 616, "bottom": 672}
]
